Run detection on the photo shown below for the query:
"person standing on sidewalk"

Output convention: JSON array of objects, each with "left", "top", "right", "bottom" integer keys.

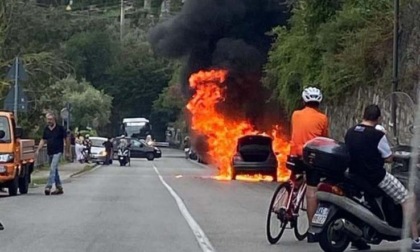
[{"left": 35, "top": 112, "right": 67, "bottom": 195}]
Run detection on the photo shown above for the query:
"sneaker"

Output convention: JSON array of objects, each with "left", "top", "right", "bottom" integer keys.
[
  {"left": 51, "top": 187, "right": 64, "bottom": 195},
  {"left": 307, "top": 233, "right": 319, "bottom": 243},
  {"left": 351, "top": 240, "right": 371, "bottom": 250},
  {"left": 44, "top": 188, "right": 51, "bottom": 196},
  {"left": 0, "top": 222, "right": 4, "bottom": 230},
  {"left": 412, "top": 238, "right": 420, "bottom": 252}
]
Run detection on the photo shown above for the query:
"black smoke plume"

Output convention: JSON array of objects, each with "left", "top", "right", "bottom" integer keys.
[{"left": 148, "top": 0, "right": 291, "bottom": 138}]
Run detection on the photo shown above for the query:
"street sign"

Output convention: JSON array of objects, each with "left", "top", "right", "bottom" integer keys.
[
  {"left": 6, "top": 58, "right": 28, "bottom": 81},
  {"left": 4, "top": 57, "right": 29, "bottom": 121},
  {"left": 3, "top": 85, "right": 28, "bottom": 113},
  {"left": 60, "top": 108, "right": 69, "bottom": 119}
]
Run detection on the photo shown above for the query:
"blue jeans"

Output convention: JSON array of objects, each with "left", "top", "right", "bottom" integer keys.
[{"left": 46, "top": 153, "right": 62, "bottom": 189}]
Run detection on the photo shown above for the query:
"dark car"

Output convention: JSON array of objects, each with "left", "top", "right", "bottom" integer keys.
[
  {"left": 231, "top": 135, "right": 278, "bottom": 181},
  {"left": 112, "top": 137, "right": 162, "bottom": 161}
]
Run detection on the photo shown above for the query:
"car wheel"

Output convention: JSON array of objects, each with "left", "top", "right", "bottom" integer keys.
[
  {"left": 18, "top": 171, "right": 29, "bottom": 195},
  {"left": 272, "top": 172, "right": 278, "bottom": 182},
  {"left": 231, "top": 167, "right": 237, "bottom": 180},
  {"left": 146, "top": 153, "right": 155, "bottom": 161},
  {"left": 8, "top": 175, "right": 19, "bottom": 196}
]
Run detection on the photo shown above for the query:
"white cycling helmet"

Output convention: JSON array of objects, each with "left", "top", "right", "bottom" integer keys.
[{"left": 302, "top": 87, "right": 323, "bottom": 103}]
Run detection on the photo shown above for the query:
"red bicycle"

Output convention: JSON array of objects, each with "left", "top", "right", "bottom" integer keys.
[{"left": 266, "top": 156, "right": 309, "bottom": 244}]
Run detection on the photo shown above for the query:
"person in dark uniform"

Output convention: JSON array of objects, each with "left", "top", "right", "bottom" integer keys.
[
  {"left": 83, "top": 134, "right": 92, "bottom": 163},
  {"left": 102, "top": 137, "right": 113, "bottom": 165},
  {"left": 35, "top": 112, "right": 67, "bottom": 195}
]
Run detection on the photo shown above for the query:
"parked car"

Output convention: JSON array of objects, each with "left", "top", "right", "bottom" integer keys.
[
  {"left": 131, "top": 138, "right": 162, "bottom": 160},
  {"left": 230, "top": 135, "right": 278, "bottom": 181},
  {"left": 112, "top": 137, "right": 161, "bottom": 161},
  {"left": 89, "top": 137, "right": 109, "bottom": 165}
]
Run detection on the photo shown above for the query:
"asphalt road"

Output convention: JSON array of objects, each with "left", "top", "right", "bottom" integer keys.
[{"left": 0, "top": 149, "right": 407, "bottom": 252}]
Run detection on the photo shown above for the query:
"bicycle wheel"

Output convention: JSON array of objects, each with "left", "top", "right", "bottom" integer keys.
[
  {"left": 266, "top": 182, "right": 291, "bottom": 244},
  {"left": 294, "top": 185, "right": 309, "bottom": 241}
]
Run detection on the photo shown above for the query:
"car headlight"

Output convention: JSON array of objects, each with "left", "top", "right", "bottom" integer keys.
[
  {"left": 0, "top": 153, "right": 13, "bottom": 162},
  {"left": 99, "top": 151, "right": 107, "bottom": 156},
  {"left": 154, "top": 147, "right": 160, "bottom": 151}
]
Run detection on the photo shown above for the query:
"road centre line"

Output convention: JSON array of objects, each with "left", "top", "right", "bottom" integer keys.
[{"left": 152, "top": 165, "right": 216, "bottom": 252}]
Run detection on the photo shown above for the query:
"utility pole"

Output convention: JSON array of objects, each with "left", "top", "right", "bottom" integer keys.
[
  {"left": 120, "top": 0, "right": 124, "bottom": 41},
  {"left": 391, "top": 0, "right": 399, "bottom": 144},
  {"left": 67, "top": 102, "right": 71, "bottom": 131},
  {"left": 13, "top": 57, "right": 19, "bottom": 123}
]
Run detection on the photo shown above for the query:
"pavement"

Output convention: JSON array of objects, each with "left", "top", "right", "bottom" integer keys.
[
  {"left": 30, "top": 162, "right": 98, "bottom": 186},
  {"left": 0, "top": 148, "right": 411, "bottom": 252}
]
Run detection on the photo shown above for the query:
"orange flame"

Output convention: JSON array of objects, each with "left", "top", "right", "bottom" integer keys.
[{"left": 186, "top": 69, "right": 291, "bottom": 182}]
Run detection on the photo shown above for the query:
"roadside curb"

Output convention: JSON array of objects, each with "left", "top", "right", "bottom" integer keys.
[
  {"left": 70, "top": 164, "right": 101, "bottom": 178},
  {"left": 187, "top": 158, "right": 216, "bottom": 170},
  {"left": 31, "top": 164, "right": 100, "bottom": 186}
]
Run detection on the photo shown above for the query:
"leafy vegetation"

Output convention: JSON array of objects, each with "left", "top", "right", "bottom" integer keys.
[
  {"left": 50, "top": 76, "right": 113, "bottom": 128},
  {"left": 2, "top": 0, "right": 404, "bottom": 143},
  {"left": 0, "top": 0, "right": 179, "bottom": 140},
  {"left": 150, "top": 64, "right": 185, "bottom": 140},
  {"left": 264, "top": 0, "right": 394, "bottom": 114}
]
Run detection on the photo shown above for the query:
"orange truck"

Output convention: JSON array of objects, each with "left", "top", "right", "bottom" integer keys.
[{"left": 0, "top": 111, "right": 35, "bottom": 196}]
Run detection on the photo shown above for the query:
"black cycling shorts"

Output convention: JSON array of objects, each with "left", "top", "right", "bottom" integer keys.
[{"left": 306, "top": 169, "right": 321, "bottom": 187}]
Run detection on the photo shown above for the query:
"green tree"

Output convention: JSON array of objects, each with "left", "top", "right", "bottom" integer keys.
[
  {"left": 101, "top": 32, "right": 174, "bottom": 134},
  {"left": 264, "top": 0, "right": 393, "bottom": 115},
  {"left": 0, "top": 1, "right": 112, "bottom": 134},
  {"left": 50, "top": 76, "right": 113, "bottom": 129},
  {"left": 0, "top": 0, "right": 176, "bottom": 138},
  {"left": 64, "top": 31, "right": 116, "bottom": 85},
  {"left": 150, "top": 65, "right": 185, "bottom": 140}
]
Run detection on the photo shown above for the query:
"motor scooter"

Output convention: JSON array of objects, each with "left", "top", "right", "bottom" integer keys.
[
  {"left": 304, "top": 138, "right": 412, "bottom": 252},
  {"left": 118, "top": 147, "right": 130, "bottom": 166}
]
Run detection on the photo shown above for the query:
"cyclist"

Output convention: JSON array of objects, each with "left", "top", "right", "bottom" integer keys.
[{"left": 288, "top": 87, "right": 328, "bottom": 243}]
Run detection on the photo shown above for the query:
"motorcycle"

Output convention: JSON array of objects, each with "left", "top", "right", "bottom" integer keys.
[
  {"left": 184, "top": 147, "right": 190, "bottom": 159},
  {"left": 189, "top": 149, "right": 198, "bottom": 160},
  {"left": 118, "top": 147, "right": 130, "bottom": 166},
  {"left": 303, "top": 137, "right": 408, "bottom": 252}
]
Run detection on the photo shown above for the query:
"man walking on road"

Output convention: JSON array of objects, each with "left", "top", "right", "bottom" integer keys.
[
  {"left": 103, "top": 137, "right": 113, "bottom": 165},
  {"left": 35, "top": 112, "right": 67, "bottom": 195}
]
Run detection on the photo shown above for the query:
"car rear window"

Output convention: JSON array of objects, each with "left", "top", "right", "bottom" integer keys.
[{"left": 238, "top": 135, "right": 272, "bottom": 147}]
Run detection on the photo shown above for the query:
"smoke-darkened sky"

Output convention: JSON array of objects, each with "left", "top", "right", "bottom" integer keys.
[{"left": 148, "top": 0, "right": 291, "bottom": 125}]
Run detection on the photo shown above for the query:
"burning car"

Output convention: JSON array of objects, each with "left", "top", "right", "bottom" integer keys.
[{"left": 231, "top": 135, "right": 278, "bottom": 181}]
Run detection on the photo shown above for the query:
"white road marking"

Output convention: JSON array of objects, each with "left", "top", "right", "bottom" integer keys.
[{"left": 153, "top": 165, "right": 216, "bottom": 252}]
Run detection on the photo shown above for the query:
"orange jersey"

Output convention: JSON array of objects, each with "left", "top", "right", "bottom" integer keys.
[{"left": 290, "top": 107, "right": 329, "bottom": 156}]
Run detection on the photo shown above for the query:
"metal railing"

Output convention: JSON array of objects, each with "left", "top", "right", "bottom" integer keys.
[
  {"left": 34, "top": 146, "right": 49, "bottom": 168},
  {"left": 33, "top": 145, "right": 73, "bottom": 168}
]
